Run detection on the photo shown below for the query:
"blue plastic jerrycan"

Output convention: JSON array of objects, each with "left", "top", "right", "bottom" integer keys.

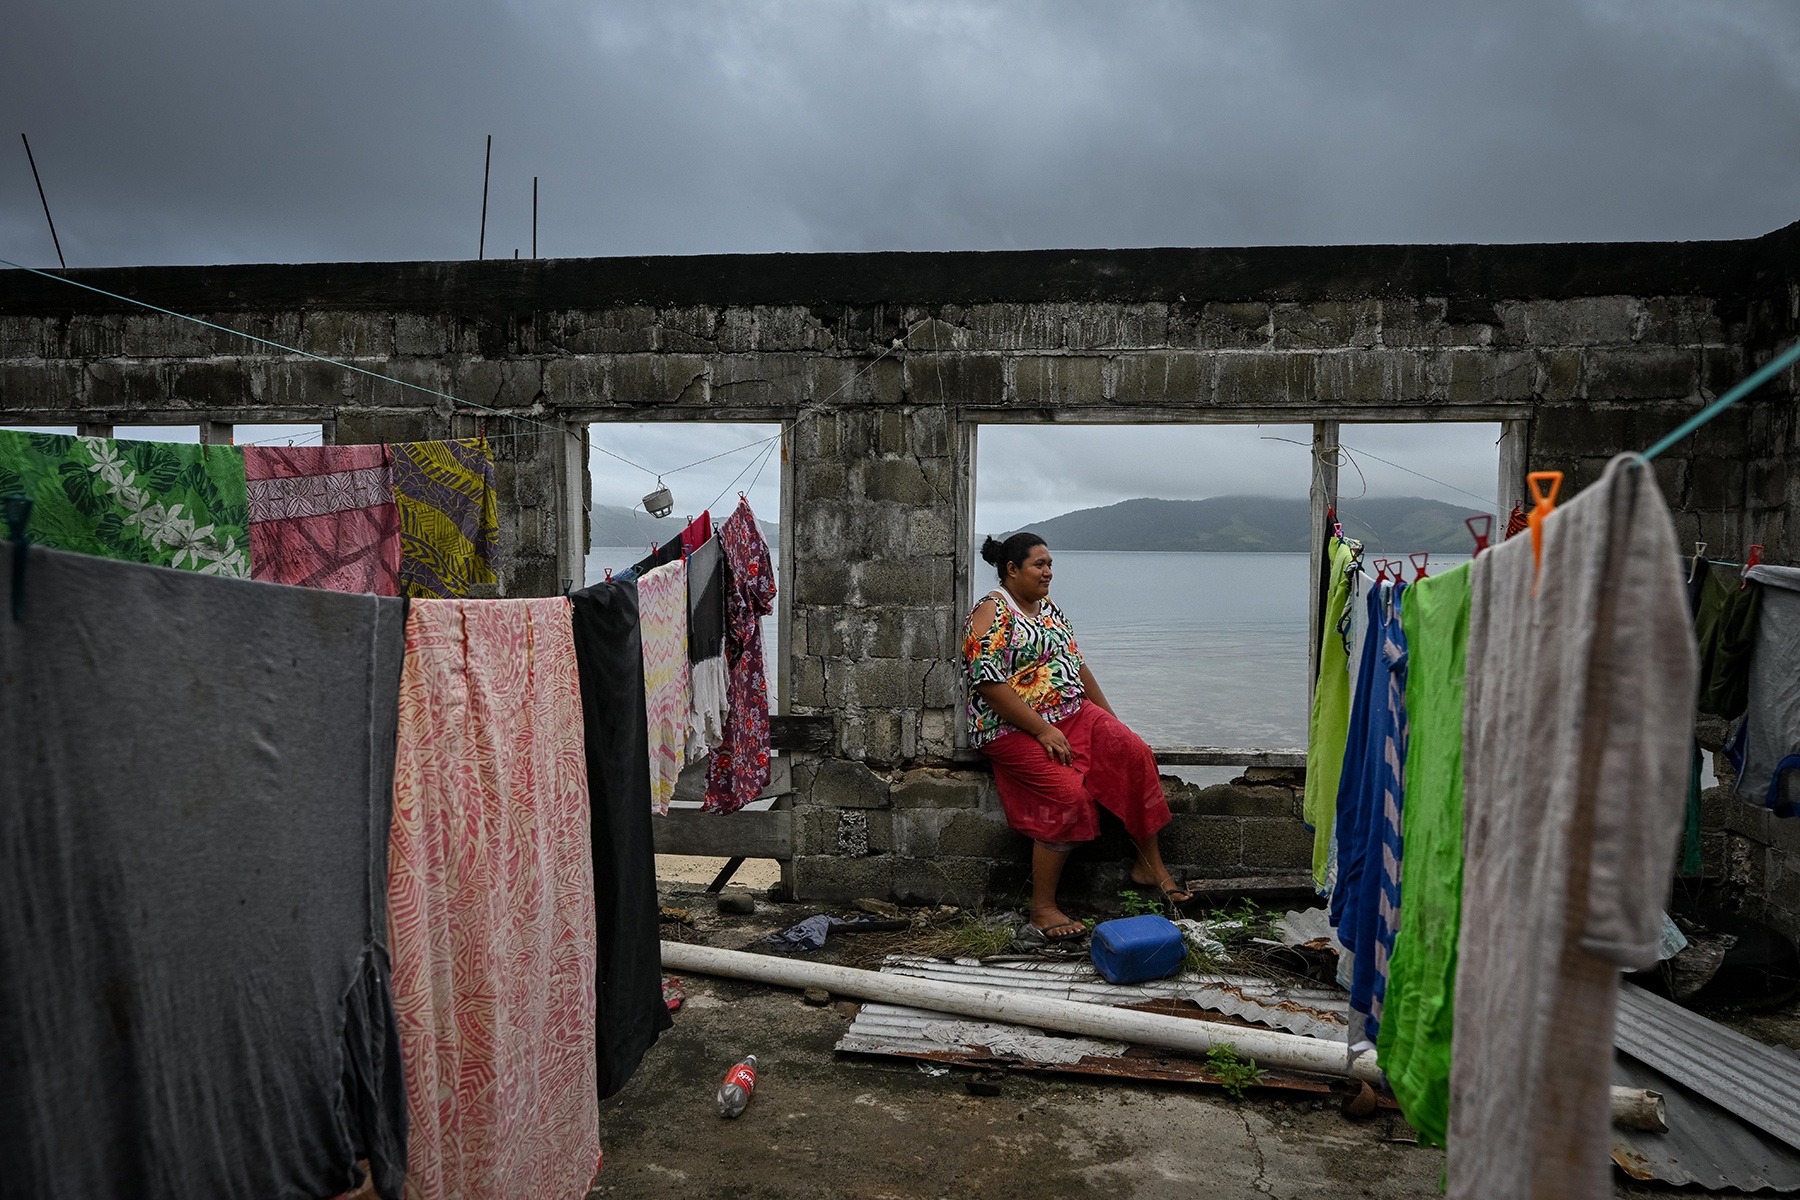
[{"left": 1090, "top": 914, "right": 1187, "bottom": 984}]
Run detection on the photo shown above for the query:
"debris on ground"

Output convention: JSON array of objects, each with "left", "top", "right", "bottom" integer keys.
[
  {"left": 662, "top": 977, "right": 684, "bottom": 1013},
  {"left": 965, "top": 1069, "right": 1005, "bottom": 1096},
  {"left": 659, "top": 905, "right": 694, "bottom": 926},
  {"left": 853, "top": 897, "right": 901, "bottom": 919},
  {"left": 803, "top": 986, "right": 831, "bottom": 1006},
  {"left": 717, "top": 888, "right": 757, "bottom": 915}
]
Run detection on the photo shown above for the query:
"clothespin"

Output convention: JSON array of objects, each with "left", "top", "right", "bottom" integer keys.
[
  {"left": 3, "top": 494, "right": 33, "bottom": 621},
  {"left": 1527, "top": 471, "right": 1563, "bottom": 591},
  {"left": 604, "top": 567, "right": 613, "bottom": 582},
  {"left": 561, "top": 577, "right": 573, "bottom": 596},
  {"left": 1465, "top": 514, "right": 1492, "bottom": 557},
  {"left": 1410, "top": 551, "right": 1430, "bottom": 582},
  {"left": 1372, "top": 558, "right": 1389, "bottom": 584},
  {"left": 1690, "top": 542, "right": 1708, "bottom": 584},
  {"left": 1743, "top": 545, "right": 1764, "bottom": 590},
  {"left": 479, "top": 424, "right": 488, "bottom": 453}
]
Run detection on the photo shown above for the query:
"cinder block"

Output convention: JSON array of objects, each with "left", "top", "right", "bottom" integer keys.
[
  {"left": 935, "top": 811, "right": 1021, "bottom": 859},
  {"left": 1198, "top": 303, "right": 1272, "bottom": 351},
  {"left": 1109, "top": 352, "right": 1205, "bottom": 405},
  {"left": 1241, "top": 817, "right": 1314, "bottom": 869},
  {"left": 1159, "top": 815, "right": 1243, "bottom": 870},
  {"left": 1271, "top": 301, "right": 1380, "bottom": 350},
  {"left": 1584, "top": 347, "right": 1699, "bottom": 401},
  {"left": 1215, "top": 353, "right": 1315, "bottom": 407},
  {"left": 793, "top": 854, "right": 895, "bottom": 904},
  {"left": 1166, "top": 784, "right": 1297, "bottom": 819},
  {"left": 849, "top": 659, "right": 913, "bottom": 707},
  {"left": 892, "top": 857, "right": 994, "bottom": 908},
  {"left": 855, "top": 558, "right": 952, "bottom": 606},
  {"left": 812, "top": 758, "right": 892, "bottom": 809},
  {"left": 891, "top": 768, "right": 988, "bottom": 809}
]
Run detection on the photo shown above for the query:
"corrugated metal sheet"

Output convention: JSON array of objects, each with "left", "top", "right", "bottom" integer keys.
[
  {"left": 872, "top": 956, "right": 1350, "bottom": 1040},
  {"left": 1614, "top": 982, "right": 1800, "bottom": 1152},
  {"left": 1611, "top": 1052, "right": 1800, "bottom": 1192},
  {"left": 837, "top": 1001, "right": 1337, "bottom": 1095}
]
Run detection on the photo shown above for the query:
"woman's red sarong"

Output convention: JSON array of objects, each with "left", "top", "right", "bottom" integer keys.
[{"left": 981, "top": 701, "right": 1171, "bottom": 844}]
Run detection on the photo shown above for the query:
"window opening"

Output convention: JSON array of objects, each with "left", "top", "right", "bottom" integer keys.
[
  {"left": 584, "top": 420, "right": 789, "bottom": 887},
  {"left": 974, "top": 420, "right": 1501, "bottom": 785}
]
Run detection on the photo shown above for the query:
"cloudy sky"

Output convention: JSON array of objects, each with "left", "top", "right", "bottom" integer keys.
[{"left": 5, "top": 1, "right": 1797, "bottom": 532}]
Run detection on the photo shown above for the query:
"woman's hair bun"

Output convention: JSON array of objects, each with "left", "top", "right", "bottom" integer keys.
[{"left": 981, "top": 531, "right": 1046, "bottom": 581}]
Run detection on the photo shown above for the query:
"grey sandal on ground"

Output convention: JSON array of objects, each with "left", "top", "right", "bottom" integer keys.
[{"left": 1013, "top": 921, "right": 1088, "bottom": 952}]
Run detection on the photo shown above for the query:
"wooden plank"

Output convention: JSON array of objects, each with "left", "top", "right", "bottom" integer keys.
[
  {"left": 1184, "top": 874, "right": 1317, "bottom": 896},
  {"left": 769, "top": 714, "right": 833, "bottom": 752},
  {"left": 1150, "top": 747, "right": 1306, "bottom": 769},
  {"left": 653, "top": 808, "right": 791, "bottom": 859}
]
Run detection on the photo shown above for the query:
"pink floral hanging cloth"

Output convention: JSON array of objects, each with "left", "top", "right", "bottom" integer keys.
[
  {"left": 638, "top": 559, "right": 691, "bottom": 814},
  {"left": 387, "top": 598, "right": 601, "bottom": 1200},
  {"left": 705, "top": 497, "right": 776, "bottom": 814}
]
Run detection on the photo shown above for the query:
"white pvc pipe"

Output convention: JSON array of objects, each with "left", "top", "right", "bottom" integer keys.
[{"left": 662, "top": 941, "right": 1383, "bottom": 1084}]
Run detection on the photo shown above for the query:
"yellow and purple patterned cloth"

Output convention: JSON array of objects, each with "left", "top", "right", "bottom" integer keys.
[{"left": 391, "top": 439, "right": 499, "bottom": 598}]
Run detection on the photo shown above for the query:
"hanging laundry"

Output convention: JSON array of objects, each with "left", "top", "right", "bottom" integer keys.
[
  {"left": 705, "top": 497, "right": 777, "bottom": 815},
  {"left": 1330, "top": 577, "right": 1408, "bottom": 1045},
  {"left": 1375, "top": 563, "right": 1470, "bottom": 1150},
  {"left": 628, "top": 538, "right": 682, "bottom": 579},
  {"left": 570, "top": 579, "right": 674, "bottom": 1098},
  {"left": 390, "top": 438, "right": 499, "bottom": 598},
  {"left": 1732, "top": 564, "right": 1800, "bottom": 816},
  {"left": 680, "top": 510, "right": 712, "bottom": 553},
  {"left": 1449, "top": 455, "right": 1696, "bottom": 1200},
  {"left": 0, "top": 428, "right": 250, "bottom": 575},
  {"left": 245, "top": 443, "right": 401, "bottom": 593},
  {"left": 387, "top": 598, "right": 600, "bottom": 1200},
  {"left": 1691, "top": 560, "right": 1762, "bottom": 719},
  {"left": 1304, "top": 535, "right": 1356, "bottom": 890},
  {"left": 687, "top": 535, "right": 730, "bottom": 758},
  {"left": 0, "top": 543, "right": 408, "bottom": 1200},
  {"left": 1504, "top": 501, "right": 1528, "bottom": 541},
  {"left": 639, "top": 558, "right": 691, "bottom": 814}
]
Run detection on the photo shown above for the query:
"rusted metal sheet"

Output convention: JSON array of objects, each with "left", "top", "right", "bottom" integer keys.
[
  {"left": 874, "top": 956, "right": 1350, "bottom": 1040},
  {"left": 835, "top": 956, "right": 1359, "bottom": 1095},
  {"left": 1611, "top": 1052, "right": 1800, "bottom": 1192}
]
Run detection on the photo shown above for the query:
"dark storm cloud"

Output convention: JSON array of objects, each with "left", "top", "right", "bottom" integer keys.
[
  {"left": 4, "top": 2, "right": 1795, "bottom": 523},
  {"left": 3, "top": 0, "right": 1797, "bottom": 267}
]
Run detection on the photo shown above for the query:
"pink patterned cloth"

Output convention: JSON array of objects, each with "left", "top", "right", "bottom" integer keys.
[
  {"left": 387, "top": 599, "right": 601, "bottom": 1200},
  {"left": 245, "top": 444, "right": 401, "bottom": 593},
  {"left": 704, "top": 498, "right": 776, "bottom": 814},
  {"left": 638, "top": 560, "right": 690, "bottom": 815}
]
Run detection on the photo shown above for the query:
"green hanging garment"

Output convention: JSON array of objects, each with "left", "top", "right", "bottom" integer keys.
[
  {"left": 0, "top": 430, "right": 249, "bottom": 576},
  {"left": 1375, "top": 561, "right": 1471, "bottom": 1149},
  {"left": 1304, "top": 536, "right": 1355, "bottom": 888}
]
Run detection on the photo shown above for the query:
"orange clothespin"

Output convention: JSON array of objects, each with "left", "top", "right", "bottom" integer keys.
[
  {"left": 1527, "top": 471, "right": 1563, "bottom": 589},
  {"left": 1410, "top": 551, "right": 1430, "bottom": 582},
  {"left": 1743, "top": 545, "right": 1764, "bottom": 590},
  {"left": 1465, "top": 514, "right": 1492, "bottom": 557}
]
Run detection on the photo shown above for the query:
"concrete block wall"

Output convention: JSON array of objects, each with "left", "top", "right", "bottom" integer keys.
[
  {"left": 785, "top": 764, "right": 1313, "bottom": 909},
  {"left": 3, "top": 228, "right": 1797, "bottom": 918}
]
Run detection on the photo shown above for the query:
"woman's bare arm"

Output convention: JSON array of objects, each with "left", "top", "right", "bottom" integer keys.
[{"left": 1077, "top": 663, "right": 1114, "bottom": 717}]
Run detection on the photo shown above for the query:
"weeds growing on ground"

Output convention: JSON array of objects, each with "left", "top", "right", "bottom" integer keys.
[
  {"left": 925, "top": 912, "right": 1021, "bottom": 959},
  {"left": 1205, "top": 1043, "right": 1268, "bottom": 1100}
]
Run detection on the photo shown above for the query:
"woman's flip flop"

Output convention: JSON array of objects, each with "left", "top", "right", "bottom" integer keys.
[{"left": 1013, "top": 921, "right": 1089, "bottom": 951}]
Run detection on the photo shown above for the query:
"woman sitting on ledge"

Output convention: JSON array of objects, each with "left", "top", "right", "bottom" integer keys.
[{"left": 964, "top": 532, "right": 1192, "bottom": 946}]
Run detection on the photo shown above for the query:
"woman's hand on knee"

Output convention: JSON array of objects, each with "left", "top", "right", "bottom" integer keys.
[{"left": 1037, "top": 726, "right": 1074, "bottom": 766}]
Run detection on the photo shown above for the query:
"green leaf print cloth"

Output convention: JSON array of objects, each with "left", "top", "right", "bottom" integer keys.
[
  {"left": 1375, "top": 562, "right": 1470, "bottom": 1150},
  {"left": 1304, "top": 536, "right": 1355, "bottom": 888},
  {"left": 0, "top": 430, "right": 249, "bottom": 577}
]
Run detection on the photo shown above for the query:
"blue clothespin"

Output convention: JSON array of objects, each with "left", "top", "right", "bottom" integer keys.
[{"left": 3, "top": 494, "right": 33, "bottom": 621}]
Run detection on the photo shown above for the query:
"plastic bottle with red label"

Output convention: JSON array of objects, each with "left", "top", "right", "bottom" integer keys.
[{"left": 715, "top": 1055, "right": 758, "bottom": 1118}]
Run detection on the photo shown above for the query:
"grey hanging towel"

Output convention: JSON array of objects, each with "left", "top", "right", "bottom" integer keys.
[
  {"left": 1734, "top": 564, "right": 1800, "bottom": 814},
  {"left": 0, "top": 542, "right": 409, "bottom": 1200},
  {"left": 1449, "top": 455, "right": 1697, "bottom": 1200},
  {"left": 687, "top": 535, "right": 729, "bottom": 755},
  {"left": 570, "top": 578, "right": 673, "bottom": 1098}
]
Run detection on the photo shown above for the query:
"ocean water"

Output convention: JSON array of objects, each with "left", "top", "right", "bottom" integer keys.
[{"left": 589, "top": 546, "right": 1466, "bottom": 751}]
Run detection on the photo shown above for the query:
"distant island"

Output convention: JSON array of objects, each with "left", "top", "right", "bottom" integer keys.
[
  {"left": 589, "top": 503, "right": 778, "bottom": 551},
  {"left": 1003, "top": 495, "right": 1490, "bottom": 554}
]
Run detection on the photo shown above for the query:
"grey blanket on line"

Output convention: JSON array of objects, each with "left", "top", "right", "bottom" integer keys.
[
  {"left": 0, "top": 543, "right": 409, "bottom": 1200},
  {"left": 1736, "top": 563, "right": 1800, "bottom": 812},
  {"left": 1449, "top": 455, "right": 1697, "bottom": 1200}
]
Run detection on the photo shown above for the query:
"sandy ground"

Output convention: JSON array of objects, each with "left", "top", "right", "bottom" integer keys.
[{"left": 657, "top": 854, "right": 782, "bottom": 890}]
